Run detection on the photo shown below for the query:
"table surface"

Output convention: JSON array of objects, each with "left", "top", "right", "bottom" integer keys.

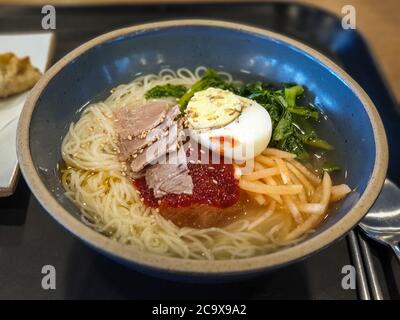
[{"left": 0, "top": 0, "right": 398, "bottom": 103}]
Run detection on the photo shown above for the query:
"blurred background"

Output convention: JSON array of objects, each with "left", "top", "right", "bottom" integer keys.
[{"left": 0, "top": 0, "right": 398, "bottom": 102}]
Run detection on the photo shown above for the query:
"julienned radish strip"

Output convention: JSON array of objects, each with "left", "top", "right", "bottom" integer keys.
[
  {"left": 243, "top": 167, "right": 280, "bottom": 181},
  {"left": 288, "top": 159, "right": 321, "bottom": 185},
  {"left": 331, "top": 184, "right": 352, "bottom": 202},
  {"left": 262, "top": 148, "right": 296, "bottom": 159},
  {"left": 284, "top": 172, "right": 332, "bottom": 241},
  {"left": 239, "top": 179, "right": 303, "bottom": 195}
]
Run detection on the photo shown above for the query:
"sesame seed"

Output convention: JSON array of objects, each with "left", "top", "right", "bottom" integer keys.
[{"left": 212, "top": 179, "right": 218, "bottom": 185}]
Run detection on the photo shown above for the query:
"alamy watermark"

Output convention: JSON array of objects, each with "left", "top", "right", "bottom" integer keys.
[
  {"left": 341, "top": 265, "right": 356, "bottom": 290},
  {"left": 41, "top": 265, "right": 56, "bottom": 290},
  {"left": 41, "top": 5, "right": 56, "bottom": 30},
  {"left": 341, "top": 5, "right": 356, "bottom": 30}
]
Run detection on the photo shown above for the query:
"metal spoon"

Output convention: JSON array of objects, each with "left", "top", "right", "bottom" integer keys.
[{"left": 359, "top": 179, "right": 400, "bottom": 264}]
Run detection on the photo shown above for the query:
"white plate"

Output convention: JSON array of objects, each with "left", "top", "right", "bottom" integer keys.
[{"left": 0, "top": 32, "right": 54, "bottom": 197}]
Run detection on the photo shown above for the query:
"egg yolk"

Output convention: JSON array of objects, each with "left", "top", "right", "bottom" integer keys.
[{"left": 186, "top": 87, "right": 249, "bottom": 129}]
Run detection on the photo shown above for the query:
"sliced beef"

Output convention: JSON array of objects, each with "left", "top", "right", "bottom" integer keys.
[
  {"left": 115, "top": 102, "right": 193, "bottom": 199},
  {"left": 118, "top": 105, "right": 180, "bottom": 161},
  {"left": 114, "top": 101, "right": 169, "bottom": 139},
  {"left": 133, "top": 151, "right": 242, "bottom": 228},
  {"left": 145, "top": 160, "right": 186, "bottom": 191},
  {"left": 129, "top": 170, "right": 146, "bottom": 180},
  {"left": 130, "top": 123, "right": 181, "bottom": 172},
  {"left": 145, "top": 159, "right": 193, "bottom": 198},
  {"left": 159, "top": 174, "right": 193, "bottom": 196}
]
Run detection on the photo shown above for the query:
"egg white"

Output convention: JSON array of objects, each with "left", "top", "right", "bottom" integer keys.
[{"left": 189, "top": 98, "right": 272, "bottom": 161}]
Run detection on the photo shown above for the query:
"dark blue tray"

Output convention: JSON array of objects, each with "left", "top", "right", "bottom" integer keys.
[{"left": 0, "top": 2, "right": 399, "bottom": 299}]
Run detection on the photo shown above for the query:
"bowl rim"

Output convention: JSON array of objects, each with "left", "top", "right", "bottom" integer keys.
[{"left": 17, "top": 19, "right": 388, "bottom": 275}]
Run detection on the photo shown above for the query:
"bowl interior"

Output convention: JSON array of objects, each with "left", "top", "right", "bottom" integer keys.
[{"left": 29, "top": 24, "right": 375, "bottom": 257}]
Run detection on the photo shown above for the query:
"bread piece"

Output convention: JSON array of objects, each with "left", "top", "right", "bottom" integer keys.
[{"left": 0, "top": 52, "right": 42, "bottom": 98}]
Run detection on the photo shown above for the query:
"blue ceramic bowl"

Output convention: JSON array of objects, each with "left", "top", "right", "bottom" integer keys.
[{"left": 17, "top": 20, "right": 387, "bottom": 281}]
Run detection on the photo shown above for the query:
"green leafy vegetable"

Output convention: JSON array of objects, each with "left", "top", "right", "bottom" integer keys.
[
  {"left": 239, "top": 82, "right": 272, "bottom": 101},
  {"left": 284, "top": 85, "right": 304, "bottom": 107},
  {"left": 178, "top": 68, "right": 237, "bottom": 112},
  {"left": 287, "top": 106, "right": 319, "bottom": 121},
  {"left": 238, "top": 81, "right": 334, "bottom": 159},
  {"left": 322, "top": 161, "right": 341, "bottom": 173},
  {"left": 144, "top": 84, "right": 187, "bottom": 99},
  {"left": 293, "top": 116, "right": 334, "bottom": 150},
  {"left": 264, "top": 103, "right": 283, "bottom": 126},
  {"left": 239, "top": 82, "right": 287, "bottom": 127},
  {"left": 301, "top": 133, "right": 335, "bottom": 150},
  {"left": 278, "top": 135, "right": 309, "bottom": 161},
  {"left": 272, "top": 111, "right": 293, "bottom": 142}
]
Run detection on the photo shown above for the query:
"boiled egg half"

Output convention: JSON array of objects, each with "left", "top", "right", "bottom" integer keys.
[{"left": 186, "top": 87, "right": 272, "bottom": 161}]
